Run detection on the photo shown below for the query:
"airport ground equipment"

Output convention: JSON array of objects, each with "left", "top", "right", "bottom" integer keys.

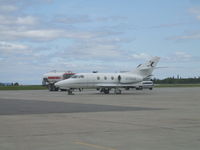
[
  {"left": 42, "top": 71, "right": 75, "bottom": 91},
  {"left": 135, "top": 81, "right": 154, "bottom": 90}
]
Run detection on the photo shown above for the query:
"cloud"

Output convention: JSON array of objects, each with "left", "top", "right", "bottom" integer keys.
[
  {"left": 150, "top": 22, "right": 191, "bottom": 29},
  {"left": 16, "top": 16, "right": 39, "bottom": 25},
  {"left": 54, "top": 15, "right": 91, "bottom": 24},
  {"left": 167, "top": 32, "right": 200, "bottom": 40},
  {"left": 163, "top": 51, "right": 196, "bottom": 62},
  {"left": 0, "top": 0, "right": 124, "bottom": 42},
  {"left": 0, "top": 15, "right": 38, "bottom": 25},
  {"left": 0, "top": 12, "right": 121, "bottom": 41},
  {"left": 0, "top": 0, "right": 135, "bottom": 84},
  {"left": 0, "top": 4, "right": 18, "bottom": 12},
  {"left": 59, "top": 38, "right": 125, "bottom": 60},
  {"left": 0, "top": 41, "right": 30, "bottom": 54},
  {"left": 95, "top": 16, "right": 127, "bottom": 22},
  {"left": 53, "top": 15, "right": 127, "bottom": 25},
  {"left": 0, "top": 27, "right": 108, "bottom": 41},
  {"left": 174, "top": 51, "right": 192, "bottom": 60},
  {"left": 189, "top": 7, "right": 200, "bottom": 14},
  {"left": 131, "top": 53, "right": 151, "bottom": 60},
  {"left": 166, "top": 7, "right": 200, "bottom": 41},
  {"left": 189, "top": 7, "right": 200, "bottom": 20}
]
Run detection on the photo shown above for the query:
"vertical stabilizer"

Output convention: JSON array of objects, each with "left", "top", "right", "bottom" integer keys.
[{"left": 134, "top": 56, "right": 160, "bottom": 78}]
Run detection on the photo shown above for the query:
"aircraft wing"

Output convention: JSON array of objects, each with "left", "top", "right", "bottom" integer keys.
[
  {"left": 96, "top": 83, "right": 119, "bottom": 87},
  {"left": 96, "top": 83, "right": 137, "bottom": 88}
]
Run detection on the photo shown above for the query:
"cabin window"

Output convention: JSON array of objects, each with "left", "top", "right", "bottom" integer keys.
[
  {"left": 111, "top": 76, "right": 114, "bottom": 80},
  {"left": 71, "top": 75, "right": 84, "bottom": 78},
  {"left": 104, "top": 76, "right": 107, "bottom": 80},
  {"left": 97, "top": 76, "right": 100, "bottom": 80},
  {"left": 63, "top": 74, "right": 73, "bottom": 79},
  {"left": 137, "top": 64, "right": 142, "bottom": 68},
  {"left": 71, "top": 75, "right": 78, "bottom": 78},
  {"left": 80, "top": 75, "right": 84, "bottom": 78}
]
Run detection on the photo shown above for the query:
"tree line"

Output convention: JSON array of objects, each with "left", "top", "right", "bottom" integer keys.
[
  {"left": 152, "top": 77, "right": 200, "bottom": 84},
  {"left": 0, "top": 82, "right": 19, "bottom": 86}
]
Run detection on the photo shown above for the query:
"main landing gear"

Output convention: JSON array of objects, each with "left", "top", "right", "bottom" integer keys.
[
  {"left": 100, "top": 88, "right": 110, "bottom": 94},
  {"left": 67, "top": 89, "right": 74, "bottom": 95},
  {"left": 67, "top": 88, "right": 83, "bottom": 95},
  {"left": 114, "top": 88, "right": 121, "bottom": 94},
  {"left": 67, "top": 88, "right": 122, "bottom": 95},
  {"left": 100, "top": 88, "right": 122, "bottom": 94}
]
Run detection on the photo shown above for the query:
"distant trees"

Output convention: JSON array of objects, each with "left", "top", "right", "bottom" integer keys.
[
  {"left": 0, "top": 82, "right": 19, "bottom": 86},
  {"left": 1, "top": 77, "right": 200, "bottom": 86},
  {"left": 14, "top": 82, "right": 19, "bottom": 86},
  {"left": 152, "top": 77, "right": 200, "bottom": 84}
]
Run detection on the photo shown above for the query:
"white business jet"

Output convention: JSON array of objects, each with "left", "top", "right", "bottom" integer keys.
[{"left": 55, "top": 56, "right": 160, "bottom": 95}]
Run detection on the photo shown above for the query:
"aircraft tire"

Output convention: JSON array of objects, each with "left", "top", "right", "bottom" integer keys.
[
  {"left": 67, "top": 89, "right": 74, "bottom": 95},
  {"left": 60, "top": 89, "right": 67, "bottom": 91},
  {"left": 103, "top": 88, "right": 110, "bottom": 94},
  {"left": 55, "top": 87, "right": 59, "bottom": 91},
  {"left": 114, "top": 88, "right": 121, "bottom": 94},
  {"left": 48, "top": 84, "right": 53, "bottom": 91}
]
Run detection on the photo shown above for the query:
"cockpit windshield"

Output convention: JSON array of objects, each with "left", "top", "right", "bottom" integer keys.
[
  {"left": 137, "top": 64, "right": 142, "bottom": 68},
  {"left": 71, "top": 75, "right": 84, "bottom": 79}
]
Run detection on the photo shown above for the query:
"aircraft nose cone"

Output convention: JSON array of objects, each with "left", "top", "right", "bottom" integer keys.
[
  {"left": 55, "top": 81, "right": 62, "bottom": 87},
  {"left": 55, "top": 79, "right": 72, "bottom": 88},
  {"left": 54, "top": 82, "right": 58, "bottom": 87}
]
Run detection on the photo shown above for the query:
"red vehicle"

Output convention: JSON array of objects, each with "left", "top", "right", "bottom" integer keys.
[{"left": 42, "top": 70, "right": 75, "bottom": 91}]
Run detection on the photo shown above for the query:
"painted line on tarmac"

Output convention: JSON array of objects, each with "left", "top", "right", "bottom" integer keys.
[{"left": 74, "top": 141, "right": 117, "bottom": 150}]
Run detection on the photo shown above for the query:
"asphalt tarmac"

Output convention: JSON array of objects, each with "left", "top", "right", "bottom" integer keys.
[{"left": 0, "top": 88, "right": 200, "bottom": 150}]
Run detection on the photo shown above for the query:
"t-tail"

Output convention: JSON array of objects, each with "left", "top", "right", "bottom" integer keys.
[{"left": 133, "top": 56, "right": 160, "bottom": 78}]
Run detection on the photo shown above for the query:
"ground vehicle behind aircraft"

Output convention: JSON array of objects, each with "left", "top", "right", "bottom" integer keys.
[
  {"left": 135, "top": 81, "right": 154, "bottom": 90},
  {"left": 42, "top": 70, "right": 75, "bottom": 91}
]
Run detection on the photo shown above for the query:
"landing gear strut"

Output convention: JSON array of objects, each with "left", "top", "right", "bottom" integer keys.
[
  {"left": 48, "top": 84, "right": 59, "bottom": 91},
  {"left": 100, "top": 88, "right": 110, "bottom": 94},
  {"left": 67, "top": 89, "right": 74, "bottom": 95},
  {"left": 114, "top": 88, "right": 121, "bottom": 94}
]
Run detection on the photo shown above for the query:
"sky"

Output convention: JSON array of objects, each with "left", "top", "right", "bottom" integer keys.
[{"left": 0, "top": 0, "right": 200, "bottom": 84}]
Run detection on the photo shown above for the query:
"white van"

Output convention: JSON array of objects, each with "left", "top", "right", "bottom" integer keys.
[{"left": 135, "top": 81, "right": 154, "bottom": 90}]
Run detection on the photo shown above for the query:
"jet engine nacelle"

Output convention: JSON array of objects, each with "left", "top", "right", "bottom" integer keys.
[{"left": 118, "top": 74, "right": 142, "bottom": 84}]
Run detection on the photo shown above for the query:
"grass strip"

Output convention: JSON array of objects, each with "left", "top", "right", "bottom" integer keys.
[
  {"left": 0, "top": 85, "right": 47, "bottom": 90},
  {"left": 155, "top": 84, "right": 200, "bottom": 88}
]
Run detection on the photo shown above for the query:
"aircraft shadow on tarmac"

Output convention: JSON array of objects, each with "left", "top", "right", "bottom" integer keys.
[{"left": 0, "top": 99, "right": 165, "bottom": 115}]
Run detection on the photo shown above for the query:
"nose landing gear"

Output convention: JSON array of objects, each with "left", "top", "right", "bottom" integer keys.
[{"left": 100, "top": 88, "right": 110, "bottom": 94}]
